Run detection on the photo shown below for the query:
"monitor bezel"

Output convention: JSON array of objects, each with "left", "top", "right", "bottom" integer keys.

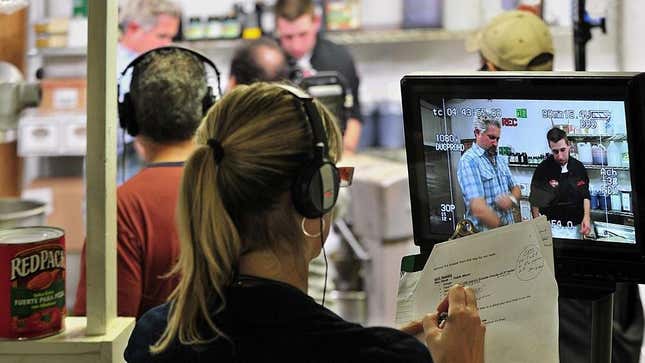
[{"left": 401, "top": 72, "right": 645, "bottom": 282}]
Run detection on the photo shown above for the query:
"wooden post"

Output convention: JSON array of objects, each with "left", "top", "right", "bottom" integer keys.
[
  {"left": 0, "top": 7, "right": 27, "bottom": 197},
  {"left": 0, "top": 7, "right": 27, "bottom": 72},
  {"left": 85, "top": 0, "right": 118, "bottom": 335}
]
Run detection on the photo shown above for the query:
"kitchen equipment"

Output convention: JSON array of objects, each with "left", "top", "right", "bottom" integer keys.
[
  {"left": 0, "top": 198, "right": 47, "bottom": 229},
  {"left": 591, "top": 143, "right": 607, "bottom": 165},
  {"left": 577, "top": 142, "right": 592, "bottom": 164},
  {"left": 619, "top": 141, "right": 629, "bottom": 167},
  {"left": 594, "top": 221, "right": 635, "bottom": 244},
  {"left": 606, "top": 141, "right": 621, "bottom": 167},
  {"left": 597, "top": 191, "right": 610, "bottom": 210},
  {"left": 610, "top": 192, "right": 622, "bottom": 212},
  {"left": 590, "top": 190, "right": 599, "bottom": 210},
  {"left": 621, "top": 189, "right": 632, "bottom": 212},
  {"left": 0, "top": 62, "right": 41, "bottom": 136}
]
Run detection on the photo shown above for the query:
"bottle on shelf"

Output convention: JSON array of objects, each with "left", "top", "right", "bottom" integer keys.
[
  {"left": 185, "top": 17, "right": 205, "bottom": 40},
  {"left": 606, "top": 141, "right": 621, "bottom": 167},
  {"left": 610, "top": 191, "right": 622, "bottom": 212},
  {"left": 240, "top": 0, "right": 261, "bottom": 39},
  {"left": 205, "top": 16, "right": 224, "bottom": 39}
]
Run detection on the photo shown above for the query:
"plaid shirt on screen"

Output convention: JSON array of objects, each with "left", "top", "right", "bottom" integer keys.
[{"left": 457, "top": 143, "right": 518, "bottom": 231}]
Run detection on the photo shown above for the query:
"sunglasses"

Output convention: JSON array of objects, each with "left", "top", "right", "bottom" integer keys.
[{"left": 338, "top": 166, "right": 354, "bottom": 188}]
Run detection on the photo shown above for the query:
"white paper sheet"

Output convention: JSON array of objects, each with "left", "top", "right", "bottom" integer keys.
[{"left": 396, "top": 217, "right": 559, "bottom": 363}]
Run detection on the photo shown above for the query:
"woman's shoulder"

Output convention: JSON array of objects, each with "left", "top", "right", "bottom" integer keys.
[
  {"left": 348, "top": 325, "right": 433, "bottom": 362},
  {"left": 124, "top": 303, "right": 171, "bottom": 362}
]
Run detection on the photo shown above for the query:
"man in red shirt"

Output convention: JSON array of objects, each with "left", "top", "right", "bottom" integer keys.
[{"left": 74, "top": 47, "right": 213, "bottom": 318}]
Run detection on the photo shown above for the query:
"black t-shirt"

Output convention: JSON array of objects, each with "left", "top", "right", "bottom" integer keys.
[
  {"left": 124, "top": 275, "right": 432, "bottom": 363},
  {"left": 529, "top": 156, "right": 590, "bottom": 225}
]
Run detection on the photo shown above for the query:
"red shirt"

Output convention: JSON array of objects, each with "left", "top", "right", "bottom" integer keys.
[{"left": 74, "top": 163, "right": 183, "bottom": 318}]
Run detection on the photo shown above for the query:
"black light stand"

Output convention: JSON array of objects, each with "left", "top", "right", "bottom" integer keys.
[{"left": 574, "top": 0, "right": 607, "bottom": 71}]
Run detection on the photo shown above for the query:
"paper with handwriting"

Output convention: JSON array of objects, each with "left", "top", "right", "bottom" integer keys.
[{"left": 396, "top": 217, "right": 558, "bottom": 363}]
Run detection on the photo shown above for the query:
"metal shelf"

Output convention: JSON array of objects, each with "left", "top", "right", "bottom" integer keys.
[
  {"left": 508, "top": 163, "right": 629, "bottom": 171},
  {"left": 567, "top": 133, "right": 627, "bottom": 141},
  {"left": 591, "top": 209, "right": 633, "bottom": 218},
  {"left": 33, "top": 47, "right": 87, "bottom": 57},
  {"left": 178, "top": 38, "right": 241, "bottom": 50},
  {"left": 181, "top": 26, "right": 572, "bottom": 50},
  {"left": 27, "top": 26, "right": 573, "bottom": 57},
  {"left": 326, "top": 28, "right": 473, "bottom": 45}
]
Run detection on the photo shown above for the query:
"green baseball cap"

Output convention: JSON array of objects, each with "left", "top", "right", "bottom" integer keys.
[{"left": 467, "top": 10, "right": 554, "bottom": 71}]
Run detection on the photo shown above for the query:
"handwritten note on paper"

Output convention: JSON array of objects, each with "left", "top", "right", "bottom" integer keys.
[{"left": 396, "top": 217, "right": 559, "bottom": 363}]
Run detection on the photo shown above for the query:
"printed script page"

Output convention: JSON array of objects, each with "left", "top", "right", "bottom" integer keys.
[{"left": 396, "top": 217, "right": 559, "bottom": 363}]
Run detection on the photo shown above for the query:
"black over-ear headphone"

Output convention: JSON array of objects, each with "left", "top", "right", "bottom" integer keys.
[
  {"left": 277, "top": 84, "right": 341, "bottom": 219},
  {"left": 117, "top": 46, "right": 222, "bottom": 137}
]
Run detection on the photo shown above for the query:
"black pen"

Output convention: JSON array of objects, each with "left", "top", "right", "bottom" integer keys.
[{"left": 438, "top": 312, "right": 448, "bottom": 328}]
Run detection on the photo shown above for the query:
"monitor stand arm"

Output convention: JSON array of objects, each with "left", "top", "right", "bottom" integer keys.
[
  {"left": 560, "top": 279, "right": 616, "bottom": 363},
  {"left": 591, "top": 292, "right": 614, "bottom": 363}
]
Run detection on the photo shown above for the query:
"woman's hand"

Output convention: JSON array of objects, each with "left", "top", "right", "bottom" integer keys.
[{"left": 423, "top": 284, "right": 486, "bottom": 363}]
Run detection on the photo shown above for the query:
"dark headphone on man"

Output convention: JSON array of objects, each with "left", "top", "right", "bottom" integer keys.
[
  {"left": 277, "top": 84, "right": 340, "bottom": 219},
  {"left": 117, "top": 46, "right": 222, "bottom": 137}
]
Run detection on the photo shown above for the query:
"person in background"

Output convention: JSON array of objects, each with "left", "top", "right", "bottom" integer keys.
[
  {"left": 467, "top": 9, "right": 554, "bottom": 72},
  {"left": 75, "top": 48, "right": 210, "bottom": 318},
  {"left": 228, "top": 36, "right": 289, "bottom": 89},
  {"left": 530, "top": 127, "right": 591, "bottom": 238},
  {"left": 117, "top": 0, "right": 182, "bottom": 182},
  {"left": 457, "top": 117, "right": 521, "bottom": 231},
  {"left": 275, "top": 0, "right": 362, "bottom": 154},
  {"left": 123, "top": 83, "right": 485, "bottom": 362},
  {"left": 471, "top": 9, "right": 643, "bottom": 362}
]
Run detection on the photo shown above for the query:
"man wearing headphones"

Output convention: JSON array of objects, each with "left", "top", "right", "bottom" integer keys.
[
  {"left": 74, "top": 47, "right": 216, "bottom": 318},
  {"left": 118, "top": 0, "right": 182, "bottom": 182}
]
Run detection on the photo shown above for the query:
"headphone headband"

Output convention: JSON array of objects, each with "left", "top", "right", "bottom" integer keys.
[
  {"left": 118, "top": 45, "right": 222, "bottom": 97},
  {"left": 277, "top": 84, "right": 329, "bottom": 160}
]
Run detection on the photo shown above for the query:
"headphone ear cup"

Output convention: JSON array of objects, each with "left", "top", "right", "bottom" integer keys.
[
  {"left": 119, "top": 93, "right": 138, "bottom": 137},
  {"left": 202, "top": 86, "right": 216, "bottom": 115},
  {"left": 292, "top": 162, "right": 340, "bottom": 219}
]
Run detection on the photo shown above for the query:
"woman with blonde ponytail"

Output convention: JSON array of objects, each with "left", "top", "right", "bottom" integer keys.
[{"left": 124, "top": 82, "right": 485, "bottom": 363}]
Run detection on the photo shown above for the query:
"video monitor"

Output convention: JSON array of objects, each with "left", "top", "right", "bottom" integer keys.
[{"left": 401, "top": 72, "right": 645, "bottom": 284}]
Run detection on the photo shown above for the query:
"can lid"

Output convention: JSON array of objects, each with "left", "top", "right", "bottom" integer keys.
[{"left": 0, "top": 226, "right": 64, "bottom": 244}]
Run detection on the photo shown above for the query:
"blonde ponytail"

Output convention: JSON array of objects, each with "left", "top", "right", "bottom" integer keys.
[{"left": 151, "top": 145, "right": 241, "bottom": 352}]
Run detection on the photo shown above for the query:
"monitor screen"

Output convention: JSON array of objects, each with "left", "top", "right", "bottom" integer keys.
[{"left": 401, "top": 72, "right": 645, "bottom": 283}]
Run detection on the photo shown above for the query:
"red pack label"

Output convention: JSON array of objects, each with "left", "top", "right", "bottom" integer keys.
[{"left": 1, "top": 232, "right": 66, "bottom": 339}]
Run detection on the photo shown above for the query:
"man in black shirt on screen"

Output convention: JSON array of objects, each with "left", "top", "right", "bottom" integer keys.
[{"left": 530, "top": 127, "right": 592, "bottom": 237}]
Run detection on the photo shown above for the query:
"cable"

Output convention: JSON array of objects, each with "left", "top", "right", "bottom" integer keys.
[
  {"left": 120, "top": 127, "right": 126, "bottom": 184},
  {"left": 321, "top": 217, "right": 328, "bottom": 307}
]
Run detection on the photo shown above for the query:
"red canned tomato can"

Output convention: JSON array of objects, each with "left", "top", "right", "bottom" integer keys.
[{"left": 0, "top": 227, "right": 66, "bottom": 339}]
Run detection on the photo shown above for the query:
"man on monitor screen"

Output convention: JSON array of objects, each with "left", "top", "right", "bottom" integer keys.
[
  {"left": 530, "top": 127, "right": 591, "bottom": 238},
  {"left": 457, "top": 117, "right": 521, "bottom": 231}
]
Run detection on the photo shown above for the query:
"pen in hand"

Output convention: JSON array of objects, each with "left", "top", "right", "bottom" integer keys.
[{"left": 438, "top": 311, "right": 448, "bottom": 329}]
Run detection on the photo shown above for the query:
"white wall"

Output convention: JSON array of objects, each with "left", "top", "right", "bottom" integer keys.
[{"left": 621, "top": 0, "right": 645, "bottom": 71}]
